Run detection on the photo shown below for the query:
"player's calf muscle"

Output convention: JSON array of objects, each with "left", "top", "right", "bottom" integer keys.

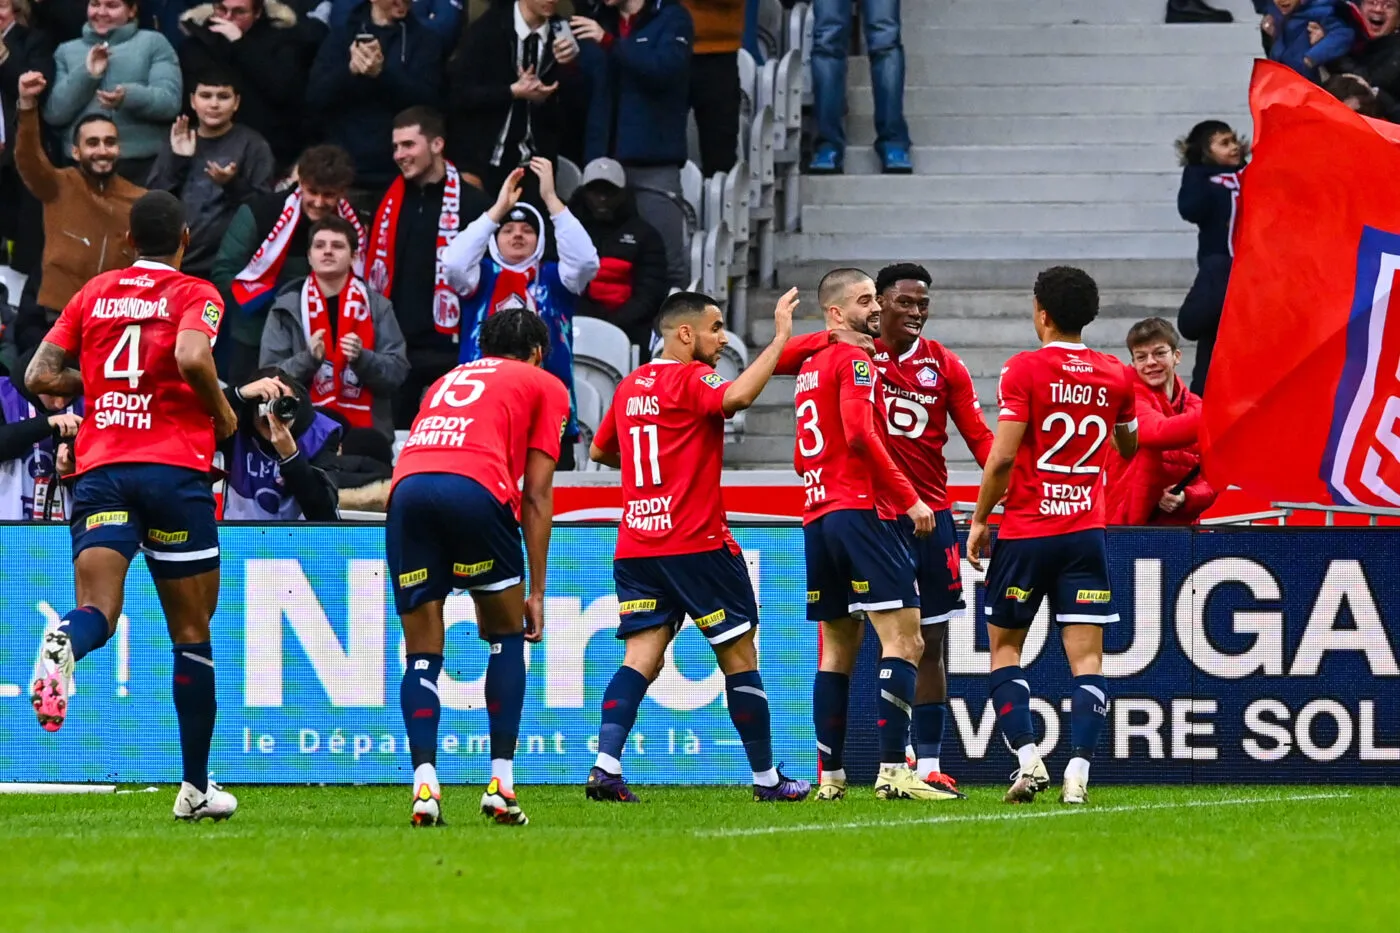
[{"left": 869, "top": 608, "right": 923, "bottom": 662}]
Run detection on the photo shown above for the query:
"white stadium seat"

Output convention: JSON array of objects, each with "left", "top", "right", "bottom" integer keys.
[
  {"left": 556, "top": 157, "right": 583, "bottom": 203},
  {"left": 572, "top": 316, "right": 633, "bottom": 416},
  {"left": 572, "top": 378, "right": 606, "bottom": 471}
]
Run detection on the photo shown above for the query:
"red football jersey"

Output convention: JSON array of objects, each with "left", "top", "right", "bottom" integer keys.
[
  {"left": 873, "top": 337, "right": 995, "bottom": 510},
  {"left": 393, "top": 357, "right": 570, "bottom": 517},
  {"left": 996, "top": 342, "right": 1137, "bottom": 538},
  {"left": 45, "top": 260, "right": 224, "bottom": 476},
  {"left": 593, "top": 358, "right": 738, "bottom": 559},
  {"left": 794, "top": 343, "right": 885, "bottom": 523}
]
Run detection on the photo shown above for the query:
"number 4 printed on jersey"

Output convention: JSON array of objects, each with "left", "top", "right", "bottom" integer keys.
[{"left": 104, "top": 324, "right": 144, "bottom": 389}]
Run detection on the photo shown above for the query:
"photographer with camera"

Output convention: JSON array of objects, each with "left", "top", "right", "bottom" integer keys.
[
  {"left": 0, "top": 347, "right": 82, "bottom": 521},
  {"left": 219, "top": 368, "right": 342, "bottom": 521}
]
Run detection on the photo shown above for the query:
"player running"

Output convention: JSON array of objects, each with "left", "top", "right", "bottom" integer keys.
[
  {"left": 966, "top": 266, "right": 1138, "bottom": 806},
  {"left": 584, "top": 289, "right": 811, "bottom": 803},
  {"left": 27, "top": 190, "right": 241, "bottom": 821},
  {"left": 387, "top": 308, "right": 569, "bottom": 827},
  {"left": 795, "top": 268, "right": 958, "bottom": 803}
]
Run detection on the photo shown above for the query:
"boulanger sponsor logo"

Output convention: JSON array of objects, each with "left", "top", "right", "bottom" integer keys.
[
  {"left": 1006, "top": 586, "right": 1033, "bottom": 602},
  {"left": 694, "top": 609, "right": 726, "bottom": 629},
  {"left": 85, "top": 510, "right": 129, "bottom": 530},
  {"left": 453, "top": 560, "right": 494, "bottom": 577},
  {"left": 147, "top": 529, "right": 188, "bottom": 545},
  {"left": 398, "top": 568, "right": 428, "bottom": 587},
  {"left": 1076, "top": 589, "right": 1111, "bottom": 604},
  {"left": 619, "top": 599, "right": 658, "bottom": 614}
]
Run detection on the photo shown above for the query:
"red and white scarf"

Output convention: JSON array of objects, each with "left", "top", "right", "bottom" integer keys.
[
  {"left": 234, "top": 188, "right": 366, "bottom": 307},
  {"left": 303, "top": 276, "right": 376, "bottom": 429},
  {"left": 368, "top": 161, "right": 464, "bottom": 336}
]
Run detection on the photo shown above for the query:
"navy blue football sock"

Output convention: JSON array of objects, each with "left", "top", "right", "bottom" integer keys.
[
  {"left": 485, "top": 633, "right": 526, "bottom": 764},
  {"left": 913, "top": 702, "right": 947, "bottom": 762},
  {"left": 813, "top": 670, "right": 850, "bottom": 772},
  {"left": 401, "top": 653, "right": 442, "bottom": 769},
  {"left": 58, "top": 606, "right": 111, "bottom": 662},
  {"left": 171, "top": 643, "right": 216, "bottom": 792},
  {"left": 596, "top": 665, "right": 649, "bottom": 772},
  {"left": 877, "top": 658, "right": 918, "bottom": 767},
  {"left": 725, "top": 670, "right": 775, "bottom": 777},
  {"left": 1070, "top": 674, "right": 1109, "bottom": 760},
  {"left": 990, "top": 665, "right": 1036, "bottom": 750}
]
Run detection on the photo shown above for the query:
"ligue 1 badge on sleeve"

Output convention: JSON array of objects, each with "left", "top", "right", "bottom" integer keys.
[
  {"left": 852, "top": 359, "right": 873, "bottom": 387},
  {"left": 202, "top": 300, "right": 222, "bottom": 330}
]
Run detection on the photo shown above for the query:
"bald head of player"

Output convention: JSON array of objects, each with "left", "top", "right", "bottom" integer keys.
[
  {"left": 1032, "top": 266, "right": 1100, "bottom": 345},
  {"left": 479, "top": 306, "right": 552, "bottom": 367},
  {"left": 817, "top": 268, "right": 878, "bottom": 335},
  {"left": 655, "top": 291, "right": 729, "bottom": 367},
  {"left": 874, "top": 263, "right": 932, "bottom": 353},
  {"left": 126, "top": 191, "right": 191, "bottom": 268}
]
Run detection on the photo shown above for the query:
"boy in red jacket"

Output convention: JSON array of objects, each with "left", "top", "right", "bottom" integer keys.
[{"left": 1107, "top": 318, "right": 1217, "bottom": 525}]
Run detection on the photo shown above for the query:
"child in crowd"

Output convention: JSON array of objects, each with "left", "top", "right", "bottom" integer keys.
[
  {"left": 1176, "top": 119, "right": 1247, "bottom": 264},
  {"left": 1262, "top": 1, "right": 1355, "bottom": 81}
]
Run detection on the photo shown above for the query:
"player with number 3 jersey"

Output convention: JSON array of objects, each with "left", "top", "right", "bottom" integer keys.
[
  {"left": 966, "top": 266, "right": 1138, "bottom": 807},
  {"left": 585, "top": 290, "right": 810, "bottom": 804}
]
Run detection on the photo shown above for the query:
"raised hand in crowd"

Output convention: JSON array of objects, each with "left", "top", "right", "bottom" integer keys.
[
  {"left": 510, "top": 66, "right": 557, "bottom": 103},
  {"left": 340, "top": 333, "right": 363, "bottom": 363},
  {"left": 529, "top": 156, "right": 564, "bottom": 214},
  {"left": 16, "top": 70, "right": 46, "bottom": 109},
  {"left": 207, "top": 14, "right": 245, "bottom": 42},
  {"left": 238, "top": 376, "right": 292, "bottom": 402},
  {"left": 86, "top": 41, "right": 110, "bottom": 79},
  {"left": 310, "top": 329, "right": 327, "bottom": 363},
  {"left": 95, "top": 86, "right": 127, "bottom": 110},
  {"left": 569, "top": 15, "right": 606, "bottom": 44},
  {"left": 1308, "top": 21, "right": 1325, "bottom": 45},
  {"left": 206, "top": 161, "right": 239, "bottom": 186},
  {"left": 170, "top": 115, "right": 197, "bottom": 157},
  {"left": 487, "top": 166, "right": 527, "bottom": 223}
]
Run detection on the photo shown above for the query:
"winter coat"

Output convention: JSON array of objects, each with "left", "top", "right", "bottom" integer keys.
[
  {"left": 441, "top": 200, "right": 601, "bottom": 438},
  {"left": 305, "top": 3, "right": 445, "bottom": 188},
  {"left": 1178, "top": 162, "right": 1242, "bottom": 264},
  {"left": 1, "top": 24, "right": 56, "bottom": 171},
  {"left": 1106, "top": 369, "right": 1217, "bottom": 526},
  {"left": 580, "top": 0, "right": 693, "bottom": 166},
  {"left": 1264, "top": 1, "right": 1354, "bottom": 80},
  {"left": 682, "top": 0, "right": 744, "bottom": 54},
  {"left": 569, "top": 186, "right": 669, "bottom": 350},
  {"left": 46, "top": 23, "right": 183, "bottom": 160},
  {"left": 178, "top": 2, "right": 309, "bottom": 167},
  {"left": 259, "top": 276, "right": 411, "bottom": 440},
  {"left": 327, "top": 0, "right": 461, "bottom": 41}
]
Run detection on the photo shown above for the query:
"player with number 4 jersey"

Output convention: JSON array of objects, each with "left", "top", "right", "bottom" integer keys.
[
  {"left": 966, "top": 267, "right": 1138, "bottom": 807},
  {"left": 585, "top": 290, "right": 810, "bottom": 804},
  {"left": 26, "top": 192, "right": 241, "bottom": 823}
]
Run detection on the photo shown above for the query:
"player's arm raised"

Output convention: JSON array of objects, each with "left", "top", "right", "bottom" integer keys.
[
  {"left": 772, "top": 327, "right": 874, "bottom": 376},
  {"left": 175, "top": 330, "right": 238, "bottom": 441},
  {"left": 721, "top": 287, "right": 798, "bottom": 415}
]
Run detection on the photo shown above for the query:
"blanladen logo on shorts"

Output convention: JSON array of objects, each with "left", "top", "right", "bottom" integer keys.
[
  {"left": 851, "top": 360, "right": 873, "bottom": 387},
  {"left": 1006, "top": 586, "right": 1033, "bottom": 602},
  {"left": 1076, "top": 589, "right": 1111, "bottom": 604},
  {"left": 147, "top": 529, "right": 188, "bottom": 545},
  {"left": 85, "top": 510, "right": 129, "bottom": 530},
  {"left": 701, "top": 372, "right": 726, "bottom": 389},
  {"left": 694, "top": 609, "right": 725, "bottom": 629},
  {"left": 806, "top": 590, "right": 820, "bottom": 603},
  {"left": 453, "top": 559, "right": 494, "bottom": 577},
  {"left": 619, "top": 599, "right": 658, "bottom": 614},
  {"left": 201, "top": 300, "right": 222, "bottom": 331},
  {"left": 398, "top": 568, "right": 429, "bottom": 587},
  {"left": 851, "top": 580, "right": 870, "bottom": 594}
]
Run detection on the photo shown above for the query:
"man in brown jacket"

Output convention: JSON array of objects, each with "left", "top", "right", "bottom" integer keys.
[
  {"left": 682, "top": 0, "right": 742, "bottom": 177},
  {"left": 12, "top": 70, "right": 143, "bottom": 352}
]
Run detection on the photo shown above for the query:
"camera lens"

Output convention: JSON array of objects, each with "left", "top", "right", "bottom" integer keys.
[{"left": 270, "top": 396, "right": 299, "bottom": 423}]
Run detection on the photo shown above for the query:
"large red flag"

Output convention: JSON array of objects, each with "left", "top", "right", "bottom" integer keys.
[{"left": 1203, "top": 60, "right": 1400, "bottom": 506}]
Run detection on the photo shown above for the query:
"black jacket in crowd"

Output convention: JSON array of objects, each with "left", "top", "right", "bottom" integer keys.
[
  {"left": 1, "top": 24, "right": 56, "bottom": 172},
  {"left": 569, "top": 186, "right": 669, "bottom": 350},
  {"left": 1178, "top": 254, "right": 1231, "bottom": 398}
]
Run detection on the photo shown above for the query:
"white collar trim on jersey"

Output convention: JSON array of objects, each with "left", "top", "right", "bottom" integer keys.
[
  {"left": 897, "top": 340, "right": 922, "bottom": 364},
  {"left": 1045, "top": 341, "right": 1087, "bottom": 351},
  {"left": 650, "top": 358, "right": 682, "bottom": 366},
  {"left": 132, "top": 259, "right": 176, "bottom": 272}
]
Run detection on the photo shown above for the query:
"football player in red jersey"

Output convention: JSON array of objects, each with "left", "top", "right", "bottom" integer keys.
[
  {"left": 584, "top": 289, "right": 811, "bottom": 803},
  {"left": 26, "top": 191, "right": 242, "bottom": 822},
  {"left": 794, "top": 268, "right": 959, "bottom": 803},
  {"left": 387, "top": 307, "right": 570, "bottom": 827},
  {"left": 966, "top": 266, "right": 1138, "bottom": 806},
  {"left": 869, "top": 262, "right": 993, "bottom": 795}
]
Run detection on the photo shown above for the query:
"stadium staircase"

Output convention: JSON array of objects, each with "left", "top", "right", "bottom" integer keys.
[{"left": 727, "top": 0, "right": 1263, "bottom": 471}]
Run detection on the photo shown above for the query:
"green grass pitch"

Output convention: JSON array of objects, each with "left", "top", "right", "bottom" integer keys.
[{"left": 2, "top": 785, "right": 1396, "bottom": 932}]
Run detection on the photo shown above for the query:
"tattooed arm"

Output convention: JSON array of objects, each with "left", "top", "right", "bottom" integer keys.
[{"left": 25, "top": 342, "right": 83, "bottom": 400}]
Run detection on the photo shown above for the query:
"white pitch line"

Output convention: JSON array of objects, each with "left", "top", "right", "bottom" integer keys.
[{"left": 694, "top": 792, "right": 1353, "bottom": 838}]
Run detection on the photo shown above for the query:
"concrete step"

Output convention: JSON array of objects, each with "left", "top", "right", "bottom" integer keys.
[
  {"left": 772, "top": 259, "right": 1198, "bottom": 291},
  {"left": 781, "top": 231, "right": 1196, "bottom": 262},
  {"left": 837, "top": 144, "right": 1183, "bottom": 176},
  {"left": 845, "top": 54, "right": 1257, "bottom": 87},
  {"left": 845, "top": 113, "right": 1247, "bottom": 147},
  {"left": 846, "top": 83, "right": 1251, "bottom": 117},
  {"left": 897, "top": 24, "right": 1263, "bottom": 57},
  {"left": 801, "top": 201, "right": 1182, "bottom": 235},
  {"left": 898, "top": 0, "right": 1185, "bottom": 27},
  {"left": 803, "top": 173, "right": 1179, "bottom": 206}
]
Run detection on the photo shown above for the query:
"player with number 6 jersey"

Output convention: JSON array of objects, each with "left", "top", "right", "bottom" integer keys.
[
  {"left": 585, "top": 290, "right": 810, "bottom": 804},
  {"left": 966, "top": 266, "right": 1138, "bottom": 807},
  {"left": 387, "top": 307, "right": 570, "bottom": 828},
  {"left": 25, "top": 191, "right": 242, "bottom": 823}
]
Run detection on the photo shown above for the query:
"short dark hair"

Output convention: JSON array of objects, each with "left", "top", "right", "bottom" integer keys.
[
  {"left": 657, "top": 291, "right": 721, "bottom": 334},
  {"left": 72, "top": 112, "right": 117, "bottom": 145},
  {"left": 875, "top": 262, "right": 932, "bottom": 294},
  {"left": 392, "top": 106, "right": 446, "bottom": 141},
  {"left": 128, "top": 191, "right": 187, "bottom": 257},
  {"left": 309, "top": 215, "right": 358, "bottom": 250},
  {"left": 1324, "top": 75, "right": 1384, "bottom": 118},
  {"left": 817, "top": 268, "right": 871, "bottom": 309},
  {"left": 192, "top": 65, "right": 241, "bottom": 95},
  {"left": 480, "top": 307, "right": 552, "bottom": 361},
  {"left": 296, "top": 144, "right": 355, "bottom": 192},
  {"left": 1033, "top": 266, "right": 1099, "bottom": 335},
  {"left": 1126, "top": 317, "right": 1180, "bottom": 353}
]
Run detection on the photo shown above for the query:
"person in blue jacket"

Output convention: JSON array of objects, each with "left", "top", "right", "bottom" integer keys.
[
  {"left": 442, "top": 157, "right": 601, "bottom": 470},
  {"left": 1262, "top": 0, "right": 1355, "bottom": 81},
  {"left": 326, "top": 0, "right": 458, "bottom": 40}
]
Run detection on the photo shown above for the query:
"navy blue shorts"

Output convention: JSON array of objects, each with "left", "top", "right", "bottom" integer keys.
[
  {"left": 899, "top": 509, "right": 965, "bottom": 625},
  {"left": 982, "top": 529, "right": 1118, "bottom": 630},
  {"left": 386, "top": 473, "right": 524, "bottom": 615},
  {"left": 804, "top": 509, "right": 919, "bottom": 622},
  {"left": 614, "top": 546, "right": 758, "bottom": 646},
  {"left": 70, "top": 464, "right": 219, "bottom": 580}
]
